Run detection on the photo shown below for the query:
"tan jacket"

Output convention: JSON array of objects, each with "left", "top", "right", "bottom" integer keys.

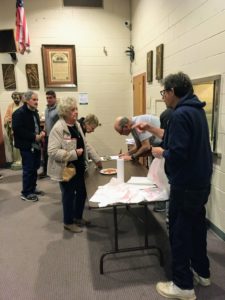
[
  {"left": 47, "top": 118, "right": 100, "bottom": 181},
  {"left": 47, "top": 118, "right": 87, "bottom": 181}
]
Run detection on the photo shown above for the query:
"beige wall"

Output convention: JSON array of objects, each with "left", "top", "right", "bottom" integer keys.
[
  {"left": 131, "top": 0, "right": 225, "bottom": 234},
  {"left": 0, "top": 0, "right": 132, "bottom": 160}
]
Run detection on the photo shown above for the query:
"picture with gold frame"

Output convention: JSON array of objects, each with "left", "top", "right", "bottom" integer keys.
[
  {"left": 146, "top": 50, "right": 153, "bottom": 83},
  {"left": 156, "top": 43, "right": 164, "bottom": 80},
  {"left": 41, "top": 45, "right": 77, "bottom": 88}
]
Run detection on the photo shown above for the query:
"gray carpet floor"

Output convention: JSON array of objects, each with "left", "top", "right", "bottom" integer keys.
[{"left": 0, "top": 168, "right": 225, "bottom": 300}]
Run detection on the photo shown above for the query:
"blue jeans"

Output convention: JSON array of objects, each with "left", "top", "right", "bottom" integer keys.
[
  {"left": 59, "top": 171, "right": 87, "bottom": 224},
  {"left": 20, "top": 149, "right": 41, "bottom": 196},
  {"left": 169, "top": 186, "right": 210, "bottom": 289}
]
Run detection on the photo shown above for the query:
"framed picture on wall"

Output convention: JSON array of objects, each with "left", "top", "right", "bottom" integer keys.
[
  {"left": 146, "top": 50, "right": 153, "bottom": 83},
  {"left": 41, "top": 45, "right": 77, "bottom": 88},
  {"left": 2, "top": 64, "right": 16, "bottom": 90},
  {"left": 156, "top": 43, "right": 164, "bottom": 80},
  {"left": 26, "top": 64, "right": 40, "bottom": 89}
]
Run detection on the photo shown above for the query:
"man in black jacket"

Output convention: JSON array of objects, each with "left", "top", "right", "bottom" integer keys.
[
  {"left": 12, "top": 91, "right": 45, "bottom": 202},
  {"left": 134, "top": 72, "right": 212, "bottom": 300}
]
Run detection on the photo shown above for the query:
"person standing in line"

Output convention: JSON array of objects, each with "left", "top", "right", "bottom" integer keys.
[
  {"left": 47, "top": 97, "right": 89, "bottom": 233},
  {"left": 12, "top": 91, "right": 45, "bottom": 202},
  {"left": 114, "top": 114, "right": 160, "bottom": 161},
  {"left": 78, "top": 114, "right": 102, "bottom": 169},
  {"left": 39, "top": 90, "right": 59, "bottom": 179},
  {"left": 134, "top": 72, "right": 212, "bottom": 300}
]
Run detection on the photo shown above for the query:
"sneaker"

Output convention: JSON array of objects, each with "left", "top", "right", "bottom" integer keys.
[
  {"left": 38, "top": 172, "right": 48, "bottom": 179},
  {"left": 192, "top": 269, "right": 211, "bottom": 287},
  {"left": 74, "top": 218, "right": 91, "bottom": 226},
  {"left": 0, "top": 174, "right": 3, "bottom": 180},
  {"left": 21, "top": 194, "right": 39, "bottom": 202},
  {"left": 156, "top": 281, "right": 196, "bottom": 300},
  {"left": 64, "top": 224, "right": 83, "bottom": 233},
  {"left": 34, "top": 189, "right": 45, "bottom": 196}
]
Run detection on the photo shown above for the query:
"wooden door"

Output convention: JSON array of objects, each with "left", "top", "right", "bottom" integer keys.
[
  {"left": 132, "top": 73, "right": 148, "bottom": 167},
  {"left": 133, "top": 73, "right": 146, "bottom": 116}
]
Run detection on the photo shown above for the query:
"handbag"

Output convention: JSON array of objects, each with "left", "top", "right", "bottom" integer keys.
[{"left": 62, "top": 163, "right": 76, "bottom": 182}]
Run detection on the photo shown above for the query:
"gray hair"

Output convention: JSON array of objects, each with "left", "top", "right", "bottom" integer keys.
[
  {"left": 119, "top": 117, "right": 129, "bottom": 128},
  {"left": 23, "top": 91, "right": 36, "bottom": 102},
  {"left": 84, "top": 114, "right": 99, "bottom": 127},
  {"left": 57, "top": 97, "right": 77, "bottom": 118}
]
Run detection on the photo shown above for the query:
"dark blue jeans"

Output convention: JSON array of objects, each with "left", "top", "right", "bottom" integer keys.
[
  {"left": 20, "top": 149, "right": 41, "bottom": 196},
  {"left": 169, "top": 186, "right": 210, "bottom": 289},
  {"left": 59, "top": 171, "right": 87, "bottom": 224}
]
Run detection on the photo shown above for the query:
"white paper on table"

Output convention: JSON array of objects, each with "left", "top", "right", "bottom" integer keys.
[
  {"left": 127, "top": 176, "right": 156, "bottom": 186},
  {"left": 89, "top": 178, "right": 145, "bottom": 207},
  {"left": 126, "top": 138, "right": 135, "bottom": 145},
  {"left": 110, "top": 155, "right": 119, "bottom": 160}
]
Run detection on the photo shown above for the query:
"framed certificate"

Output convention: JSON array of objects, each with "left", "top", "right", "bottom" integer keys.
[{"left": 41, "top": 45, "right": 77, "bottom": 88}]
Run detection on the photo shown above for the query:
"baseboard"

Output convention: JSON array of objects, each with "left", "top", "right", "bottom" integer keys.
[{"left": 207, "top": 219, "right": 225, "bottom": 241}]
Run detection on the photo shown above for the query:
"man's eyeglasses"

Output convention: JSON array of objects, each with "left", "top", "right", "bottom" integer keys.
[
  {"left": 160, "top": 89, "right": 167, "bottom": 96},
  {"left": 160, "top": 88, "right": 172, "bottom": 97}
]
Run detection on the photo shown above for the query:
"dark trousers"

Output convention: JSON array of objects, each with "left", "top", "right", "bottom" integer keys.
[
  {"left": 42, "top": 136, "right": 48, "bottom": 174},
  {"left": 20, "top": 149, "right": 41, "bottom": 196},
  {"left": 59, "top": 171, "right": 87, "bottom": 224},
  {"left": 169, "top": 186, "right": 210, "bottom": 289}
]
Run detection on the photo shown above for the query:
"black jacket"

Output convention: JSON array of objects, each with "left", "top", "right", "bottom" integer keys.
[
  {"left": 12, "top": 103, "right": 41, "bottom": 150},
  {"left": 163, "top": 93, "right": 212, "bottom": 188}
]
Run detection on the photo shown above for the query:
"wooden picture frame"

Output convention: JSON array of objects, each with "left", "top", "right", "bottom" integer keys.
[
  {"left": 41, "top": 45, "right": 77, "bottom": 88},
  {"left": 2, "top": 64, "right": 16, "bottom": 90},
  {"left": 156, "top": 43, "right": 164, "bottom": 80},
  {"left": 146, "top": 50, "right": 153, "bottom": 83},
  {"left": 26, "top": 64, "right": 40, "bottom": 89}
]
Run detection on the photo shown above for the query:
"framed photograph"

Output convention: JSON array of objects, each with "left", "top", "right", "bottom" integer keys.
[
  {"left": 26, "top": 64, "right": 40, "bottom": 89},
  {"left": 2, "top": 64, "right": 16, "bottom": 90},
  {"left": 41, "top": 45, "right": 77, "bottom": 88},
  {"left": 146, "top": 50, "right": 153, "bottom": 83},
  {"left": 156, "top": 43, "right": 164, "bottom": 80}
]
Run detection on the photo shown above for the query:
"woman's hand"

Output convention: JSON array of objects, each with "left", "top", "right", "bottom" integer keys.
[{"left": 76, "top": 148, "right": 83, "bottom": 156}]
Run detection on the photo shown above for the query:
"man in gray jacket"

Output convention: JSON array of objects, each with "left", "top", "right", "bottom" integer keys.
[{"left": 39, "top": 90, "right": 59, "bottom": 179}]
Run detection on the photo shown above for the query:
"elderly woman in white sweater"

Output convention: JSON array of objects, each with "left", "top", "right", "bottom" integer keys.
[{"left": 47, "top": 97, "right": 98, "bottom": 233}]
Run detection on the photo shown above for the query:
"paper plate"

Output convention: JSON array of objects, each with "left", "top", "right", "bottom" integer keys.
[{"left": 100, "top": 168, "right": 117, "bottom": 175}]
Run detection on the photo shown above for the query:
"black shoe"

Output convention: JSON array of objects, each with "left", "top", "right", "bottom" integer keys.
[
  {"left": 21, "top": 194, "right": 38, "bottom": 202},
  {"left": 38, "top": 172, "right": 48, "bottom": 179},
  {"left": 34, "top": 189, "right": 45, "bottom": 196}
]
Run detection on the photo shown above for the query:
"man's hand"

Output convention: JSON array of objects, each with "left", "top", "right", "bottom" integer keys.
[
  {"left": 132, "top": 122, "right": 151, "bottom": 132},
  {"left": 35, "top": 131, "right": 46, "bottom": 142},
  {"left": 95, "top": 161, "right": 103, "bottom": 169},
  {"left": 151, "top": 147, "right": 164, "bottom": 158}
]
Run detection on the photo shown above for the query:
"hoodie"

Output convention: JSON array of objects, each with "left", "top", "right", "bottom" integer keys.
[{"left": 163, "top": 93, "right": 212, "bottom": 188}]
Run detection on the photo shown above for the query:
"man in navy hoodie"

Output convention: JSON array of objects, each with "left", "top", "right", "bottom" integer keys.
[{"left": 134, "top": 72, "right": 212, "bottom": 300}]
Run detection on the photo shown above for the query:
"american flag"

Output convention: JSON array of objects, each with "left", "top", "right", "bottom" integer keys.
[{"left": 16, "top": 0, "right": 30, "bottom": 54}]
